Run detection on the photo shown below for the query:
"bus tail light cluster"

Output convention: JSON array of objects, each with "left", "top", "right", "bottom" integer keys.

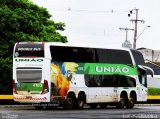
[
  {"left": 13, "top": 80, "right": 18, "bottom": 94},
  {"left": 41, "top": 80, "right": 49, "bottom": 94}
]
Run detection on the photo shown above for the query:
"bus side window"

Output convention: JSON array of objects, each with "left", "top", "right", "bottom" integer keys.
[
  {"left": 126, "top": 77, "right": 136, "bottom": 87},
  {"left": 142, "top": 76, "right": 147, "bottom": 87},
  {"left": 101, "top": 75, "right": 108, "bottom": 87},
  {"left": 89, "top": 77, "right": 98, "bottom": 87},
  {"left": 85, "top": 74, "right": 99, "bottom": 87},
  {"left": 138, "top": 69, "right": 147, "bottom": 87}
]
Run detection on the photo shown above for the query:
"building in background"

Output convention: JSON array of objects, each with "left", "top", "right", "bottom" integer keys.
[
  {"left": 138, "top": 48, "right": 160, "bottom": 99},
  {"left": 137, "top": 48, "right": 160, "bottom": 62},
  {"left": 138, "top": 47, "right": 160, "bottom": 77},
  {"left": 122, "top": 40, "right": 132, "bottom": 49}
]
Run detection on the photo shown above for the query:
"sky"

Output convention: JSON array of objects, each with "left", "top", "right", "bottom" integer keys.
[{"left": 30, "top": 0, "right": 160, "bottom": 50}]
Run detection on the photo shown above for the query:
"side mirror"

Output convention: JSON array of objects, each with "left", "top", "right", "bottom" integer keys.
[{"left": 138, "top": 65, "right": 154, "bottom": 77}]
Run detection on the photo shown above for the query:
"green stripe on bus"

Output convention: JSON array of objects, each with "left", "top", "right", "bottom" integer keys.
[
  {"left": 76, "top": 63, "right": 138, "bottom": 75},
  {"left": 16, "top": 83, "right": 43, "bottom": 91}
]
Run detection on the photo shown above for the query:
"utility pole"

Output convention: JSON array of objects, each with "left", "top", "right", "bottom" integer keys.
[
  {"left": 119, "top": 27, "right": 134, "bottom": 41},
  {"left": 119, "top": 27, "right": 134, "bottom": 48},
  {"left": 128, "top": 9, "right": 145, "bottom": 49}
]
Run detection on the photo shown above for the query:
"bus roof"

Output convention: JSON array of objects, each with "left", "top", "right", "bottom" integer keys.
[
  {"left": 44, "top": 42, "right": 131, "bottom": 52},
  {"left": 16, "top": 42, "right": 131, "bottom": 51}
]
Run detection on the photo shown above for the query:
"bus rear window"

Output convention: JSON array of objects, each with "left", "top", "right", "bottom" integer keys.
[
  {"left": 14, "top": 43, "right": 44, "bottom": 57},
  {"left": 16, "top": 68, "right": 42, "bottom": 83}
]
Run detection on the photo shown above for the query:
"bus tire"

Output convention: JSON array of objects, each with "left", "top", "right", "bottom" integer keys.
[
  {"left": 77, "top": 93, "right": 85, "bottom": 109},
  {"left": 65, "top": 94, "right": 75, "bottom": 109},
  {"left": 89, "top": 103, "right": 98, "bottom": 109},
  {"left": 126, "top": 97, "right": 135, "bottom": 108},
  {"left": 116, "top": 97, "right": 125, "bottom": 109}
]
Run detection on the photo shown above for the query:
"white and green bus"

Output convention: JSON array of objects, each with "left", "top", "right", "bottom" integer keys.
[{"left": 13, "top": 42, "right": 153, "bottom": 109}]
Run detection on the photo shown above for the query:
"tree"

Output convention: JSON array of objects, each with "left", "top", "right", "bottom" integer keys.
[{"left": 0, "top": 0, "right": 67, "bottom": 94}]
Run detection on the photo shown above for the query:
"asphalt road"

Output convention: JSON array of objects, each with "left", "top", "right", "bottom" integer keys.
[{"left": 0, "top": 105, "right": 159, "bottom": 119}]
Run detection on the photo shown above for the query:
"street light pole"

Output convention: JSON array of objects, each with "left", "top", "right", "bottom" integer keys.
[{"left": 136, "top": 26, "right": 150, "bottom": 40}]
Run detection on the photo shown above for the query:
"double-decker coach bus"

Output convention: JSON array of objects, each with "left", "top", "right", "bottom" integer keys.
[{"left": 13, "top": 42, "right": 153, "bottom": 109}]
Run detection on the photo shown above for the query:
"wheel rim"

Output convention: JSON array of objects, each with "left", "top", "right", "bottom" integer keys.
[
  {"left": 68, "top": 98, "right": 72, "bottom": 105},
  {"left": 78, "top": 95, "right": 85, "bottom": 108},
  {"left": 121, "top": 100, "right": 125, "bottom": 107},
  {"left": 78, "top": 100, "right": 83, "bottom": 107},
  {"left": 118, "top": 98, "right": 125, "bottom": 108},
  {"left": 129, "top": 98, "right": 134, "bottom": 107},
  {"left": 66, "top": 98, "right": 73, "bottom": 109}
]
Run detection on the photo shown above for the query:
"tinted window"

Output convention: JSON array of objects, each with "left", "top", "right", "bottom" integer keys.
[
  {"left": 50, "top": 46, "right": 95, "bottom": 63},
  {"left": 15, "top": 44, "right": 44, "bottom": 57},
  {"left": 118, "top": 75, "right": 136, "bottom": 87},
  {"left": 96, "top": 49, "right": 133, "bottom": 65},
  {"left": 85, "top": 75, "right": 101, "bottom": 87},
  {"left": 138, "top": 69, "right": 147, "bottom": 87},
  {"left": 84, "top": 74, "right": 136, "bottom": 87},
  {"left": 131, "top": 49, "right": 144, "bottom": 65},
  {"left": 50, "top": 46, "right": 133, "bottom": 65},
  {"left": 16, "top": 68, "right": 42, "bottom": 83},
  {"left": 100, "top": 75, "right": 117, "bottom": 87}
]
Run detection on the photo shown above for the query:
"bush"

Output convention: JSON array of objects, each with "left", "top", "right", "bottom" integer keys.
[{"left": 148, "top": 87, "right": 160, "bottom": 95}]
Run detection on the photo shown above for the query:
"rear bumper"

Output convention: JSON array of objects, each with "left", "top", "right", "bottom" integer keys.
[{"left": 13, "top": 94, "right": 49, "bottom": 103}]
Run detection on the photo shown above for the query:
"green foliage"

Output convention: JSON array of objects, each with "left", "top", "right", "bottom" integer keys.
[
  {"left": 148, "top": 87, "right": 160, "bottom": 95},
  {"left": 0, "top": 0, "right": 67, "bottom": 94}
]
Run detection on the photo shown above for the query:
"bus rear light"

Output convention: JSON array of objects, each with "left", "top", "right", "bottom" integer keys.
[
  {"left": 41, "top": 80, "right": 49, "bottom": 94},
  {"left": 13, "top": 80, "right": 18, "bottom": 94}
]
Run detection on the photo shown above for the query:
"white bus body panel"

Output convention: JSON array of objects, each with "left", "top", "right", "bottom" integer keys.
[{"left": 13, "top": 58, "right": 50, "bottom": 103}]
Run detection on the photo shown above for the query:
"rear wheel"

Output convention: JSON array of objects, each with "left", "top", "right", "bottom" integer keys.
[
  {"left": 116, "top": 97, "right": 126, "bottom": 109},
  {"left": 126, "top": 97, "right": 135, "bottom": 108},
  {"left": 65, "top": 94, "right": 75, "bottom": 109},
  {"left": 77, "top": 93, "right": 85, "bottom": 109}
]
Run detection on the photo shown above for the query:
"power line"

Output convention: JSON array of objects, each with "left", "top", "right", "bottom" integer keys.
[{"left": 48, "top": 8, "right": 129, "bottom": 14}]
